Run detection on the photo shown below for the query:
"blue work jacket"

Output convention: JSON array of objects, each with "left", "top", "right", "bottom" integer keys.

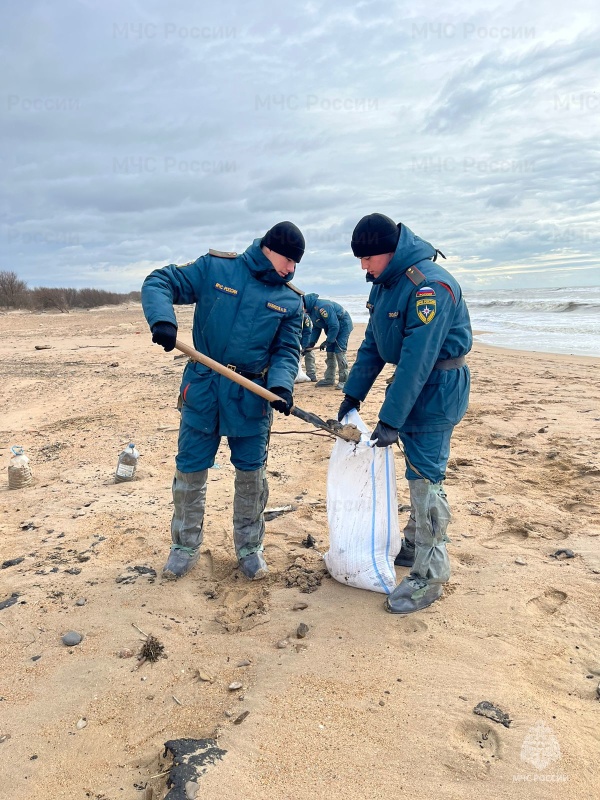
[
  {"left": 141, "top": 240, "right": 303, "bottom": 437},
  {"left": 303, "top": 294, "right": 353, "bottom": 351},
  {"left": 344, "top": 225, "right": 472, "bottom": 433}
]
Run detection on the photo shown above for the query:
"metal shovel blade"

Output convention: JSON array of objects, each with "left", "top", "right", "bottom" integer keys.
[{"left": 291, "top": 406, "right": 361, "bottom": 443}]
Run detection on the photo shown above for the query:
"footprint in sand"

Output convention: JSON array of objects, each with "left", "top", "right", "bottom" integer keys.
[
  {"left": 455, "top": 552, "right": 480, "bottom": 567},
  {"left": 495, "top": 518, "right": 537, "bottom": 541},
  {"left": 214, "top": 585, "right": 271, "bottom": 632},
  {"left": 526, "top": 588, "right": 567, "bottom": 616},
  {"left": 473, "top": 479, "right": 491, "bottom": 498},
  {"left": 398, "top": 618, "right": 428, "bottom": 634},
  {"left": 562, "top": 500, "right": 598, "bottom": 515},
  {"left": 449, "top": 719, "right": 504, "bottom": 777}
]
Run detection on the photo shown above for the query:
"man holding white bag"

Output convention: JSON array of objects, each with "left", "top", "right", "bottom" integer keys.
[{"left": 338, "top": 213, "right": 472, "bottom": 615}]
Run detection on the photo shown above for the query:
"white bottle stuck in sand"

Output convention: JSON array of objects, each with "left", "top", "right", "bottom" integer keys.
[
  {"left": 8, "top": 446, "right": 33, "bottom": 489},
  {"left": 115, "top": 443, "right": 139, "bottom": 483}
]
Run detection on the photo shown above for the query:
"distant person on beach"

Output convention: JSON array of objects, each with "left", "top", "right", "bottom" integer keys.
[
  {"left": 338, "top": 214, "right": 472, "bottom": 615},
  {"left": 141, "top": 222, "right": 305, "bottom": 581},
  {"left": 302, "top": 293, "right": 354, "bottom": 390}
]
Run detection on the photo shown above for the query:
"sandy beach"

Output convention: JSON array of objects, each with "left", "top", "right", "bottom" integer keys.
[{"left": 0, "top": 305, "right": 599, "bottom": 800}]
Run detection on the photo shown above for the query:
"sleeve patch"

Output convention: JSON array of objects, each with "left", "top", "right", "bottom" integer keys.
[
  {"left": 416, "top": 286, "right": 436, "bottom": 297},
  {"left": 366, "top": 302, "right": 374, "bottom": 313},
  {"left": 266, "top": 301, "right": 287, "bottom": 313},
  {"left": 319, "top": 308, "right": 328, "bottom": 319},
  {"left": 416, "top": 298, "right": 436, "bottom": 324},
  {"left": 214, "top": 282, "right": 238, "bottom": 296}
]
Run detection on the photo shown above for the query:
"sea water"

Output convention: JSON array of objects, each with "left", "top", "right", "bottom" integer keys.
[{"left": 331, "top": 286, "right": 600, "bottom": 358}]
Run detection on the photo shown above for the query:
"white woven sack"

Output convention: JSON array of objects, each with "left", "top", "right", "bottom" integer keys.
[
  {"left": 324, "top": 409, "right": 401, "bottom": 594},
  {"left": 294, "top": 363, "right": 312, "bottom": 383}
]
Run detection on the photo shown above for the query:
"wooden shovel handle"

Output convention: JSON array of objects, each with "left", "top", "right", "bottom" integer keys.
[{"left": 174, "top": 339, "right": 281, "bottom": 403}]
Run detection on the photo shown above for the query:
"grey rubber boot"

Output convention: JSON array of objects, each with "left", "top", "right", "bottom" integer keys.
[
  {"left": 304, "top": 350, "right": 317, "bottom": 382},
  {"left": 233, "top": 467, "right": 269, "bottom": 580},
  {"left": 410, "top": 479, "right": 451, "bottom": 584},
  {"left": 316, "top": 353, "right": 336, "bottom": 387},
  {"left": 394, "top": 507, "right": 416, "bottom": 567},
  {"left": 385, "top": 576, "right": 443, "bottom": 614},
  {"left": 335, "top": 352, "right": 349, "bottom": 390},
  {"left": 162, "top": 468, "right": 207, "bottom": 580},
  {"left": 386, "top": 480, "right": 450, "bottom": 614}
]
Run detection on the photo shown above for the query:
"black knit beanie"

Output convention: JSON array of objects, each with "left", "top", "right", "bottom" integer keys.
[
  {"left": 351, "top": 213, "right": 400, "bottom": 257},
  {"left": 261, "top": 221, "right": 305, "bottom": 263}
]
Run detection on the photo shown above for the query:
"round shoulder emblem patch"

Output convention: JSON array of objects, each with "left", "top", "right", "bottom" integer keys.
[{"left": 416, "top": 297, "right": 436, "bottom": 324}]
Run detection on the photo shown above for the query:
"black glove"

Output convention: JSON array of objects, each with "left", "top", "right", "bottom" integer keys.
[
  {"left": 269, "top": 387, "right": 293, "bottom": 416},
  {"left": 151, "top": 322, "right": 177, "bottom": 352},
  {"left": 337, "top": 395, "right": 360, "bottom": 422},
  {"left": 370, "top": 420, "right": 399, "bottom": 447},
  {"left": 319, "top": 341, "right": 327, "bottom": 351}
]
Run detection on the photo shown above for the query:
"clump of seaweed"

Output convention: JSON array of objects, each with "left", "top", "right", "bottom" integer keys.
[{"left": 139, "top": 634, "right": 165, "bottom": 664}]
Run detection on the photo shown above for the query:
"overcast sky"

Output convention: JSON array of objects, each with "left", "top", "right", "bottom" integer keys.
[{"left": 1, "top": 0, "right": 598, "bottom": 294}]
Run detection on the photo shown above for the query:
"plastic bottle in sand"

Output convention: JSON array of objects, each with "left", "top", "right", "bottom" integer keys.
[
  {"left": 115, "top": 443, "right": 139, "bottom": 483},
  {"left": 8, "top": 446, "right": 33, "bottom": 489}
]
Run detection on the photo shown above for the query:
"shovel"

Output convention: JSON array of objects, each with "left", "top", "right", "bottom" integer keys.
[{"left": 173, "top": 340, "right": 361, "bottom": 443}]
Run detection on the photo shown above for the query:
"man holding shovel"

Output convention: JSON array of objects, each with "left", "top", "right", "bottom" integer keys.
[{"left": 141, "top": 221, "right": 305, "bottom": 581}]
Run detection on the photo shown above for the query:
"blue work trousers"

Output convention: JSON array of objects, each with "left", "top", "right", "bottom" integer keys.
[
  {"left": 175, "top": 416, "right": 269, "bottom": 473},
  {"left": 399, "top": 428, "right": 453, "bottom": 483}
]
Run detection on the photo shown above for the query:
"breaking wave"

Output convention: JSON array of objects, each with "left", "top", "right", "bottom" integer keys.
[{"left": 465, "top": 299, "right": 599, "bottom": 313}]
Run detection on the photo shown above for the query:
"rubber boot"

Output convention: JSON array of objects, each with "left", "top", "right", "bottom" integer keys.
[
  {"left": 335, "top": 352, "right": 349, "bottom": 391},
  {"left": 162, "top": 468, "right": 207, "bottom": 580},
  {"left": 316, "top": 353, "right": 336, "bottom": 387},
  {"left": 385, "top": 576, "right": 442, "bottom": 614},
  {"left": 304, "top": 350, "right": 317, "bottom": 382},
  {"left": 233, "top": 467, "right": 269, "bottom": 580},
  {"left": 385, "top": 480, "right": 450, "bottom": 614},
  {"left": 394, "top": 498, "right": 416, "bottom": 567}
]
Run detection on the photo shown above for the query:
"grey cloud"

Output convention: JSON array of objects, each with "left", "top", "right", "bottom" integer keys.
[
  {"left": 1, "top": 0, "right": 598, "bottom": 293},
  {"left": 424, "top": 32, "right": 600, "bottom": 134}
]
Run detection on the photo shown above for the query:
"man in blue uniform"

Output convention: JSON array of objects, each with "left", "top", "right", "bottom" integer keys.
[
  {"left": 303, "top": 293, "right": 354, "bottom": 389},
  {"left": 338, "top": 214, "right": 471, "bottom": 615},
  {"left": 142, "top": 221, "right": 305, "bottom": 581}
]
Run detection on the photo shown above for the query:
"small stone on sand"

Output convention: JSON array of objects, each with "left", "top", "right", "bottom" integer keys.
[
  {"left": 62, "top": 631, "right": 83, "bottom": 647},
  {"left": 296, "top": 623, "right": 309, "bottom": 639}
]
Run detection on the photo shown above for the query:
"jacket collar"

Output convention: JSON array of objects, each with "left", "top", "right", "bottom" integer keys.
[
  {"left": 243, "top": 239, "right": 295, "bottom": 286},
  {"left": 371, "top": 224, "right": 436, "bottom": 288}
]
